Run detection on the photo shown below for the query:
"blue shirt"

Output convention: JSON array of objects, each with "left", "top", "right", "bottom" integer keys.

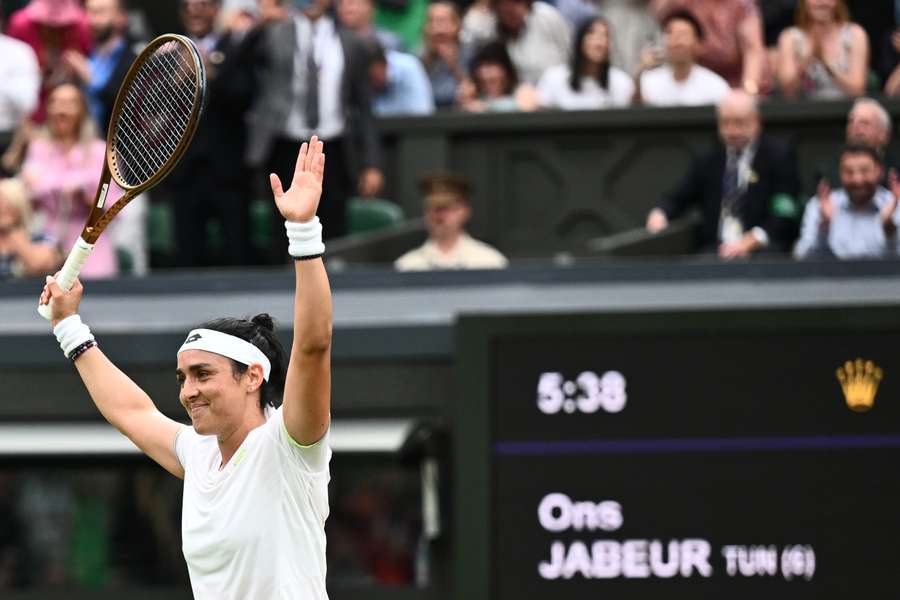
[
  {"left": 794, "top": 187, "right": 900, "bottom": 260},
  {"left": 86, "top": 39, "right": 127, "bottom": 129},
  {"left": 373, "top": 50, "right": 435, "bottom": 117}
]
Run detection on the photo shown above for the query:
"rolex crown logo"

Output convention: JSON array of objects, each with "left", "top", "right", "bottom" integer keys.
[{"left": 836, "top": 358, "right": 883, "bottom": 412}]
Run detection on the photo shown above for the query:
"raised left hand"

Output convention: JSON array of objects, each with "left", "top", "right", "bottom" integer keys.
[{"left": 269, "top": 137, "right": 325, "bottom": 223}]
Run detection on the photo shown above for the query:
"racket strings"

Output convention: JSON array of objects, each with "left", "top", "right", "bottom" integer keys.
[{"left": 111, "top": 39, "right": 200, "bottom": 188}]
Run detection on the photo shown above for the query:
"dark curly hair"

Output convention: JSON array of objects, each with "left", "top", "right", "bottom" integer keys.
[{"left": 194, "top": 313, "right": 287, "bottom": 411}]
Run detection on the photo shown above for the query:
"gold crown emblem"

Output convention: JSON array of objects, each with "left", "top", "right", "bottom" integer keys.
[{"left": 836, "top": 358, "right": 883, "bottom": 412}]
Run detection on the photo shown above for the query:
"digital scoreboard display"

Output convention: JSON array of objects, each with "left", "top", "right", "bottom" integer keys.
[{"left": 456, "top": 309, "right": 900, "bottom": 600}]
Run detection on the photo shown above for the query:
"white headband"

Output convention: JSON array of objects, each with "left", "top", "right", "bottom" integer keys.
[{"left": 177, "top": 328, "right": 271, "bottom": 381}]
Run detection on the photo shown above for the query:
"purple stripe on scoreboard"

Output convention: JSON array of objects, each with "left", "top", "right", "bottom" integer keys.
[{"left": 494, "top": 435, "right": 900, "bottom": 455}]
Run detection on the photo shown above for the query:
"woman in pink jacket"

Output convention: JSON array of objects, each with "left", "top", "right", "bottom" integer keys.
[{"left": 22, "top": 82, "right": 117, "bottom": 279}]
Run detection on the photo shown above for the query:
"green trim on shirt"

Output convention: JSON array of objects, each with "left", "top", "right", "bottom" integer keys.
[{"left": 283, "top": 422, "right": 322, "bottom": 449}]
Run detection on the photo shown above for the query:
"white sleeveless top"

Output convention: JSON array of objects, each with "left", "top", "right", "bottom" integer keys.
[{"left": 789, "top": 24, "right": 853, "bottom": 100}]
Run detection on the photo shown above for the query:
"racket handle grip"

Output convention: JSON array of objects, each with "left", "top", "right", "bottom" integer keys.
[{"left": 38, "top": 237, "right": 94, "bottom": 321}]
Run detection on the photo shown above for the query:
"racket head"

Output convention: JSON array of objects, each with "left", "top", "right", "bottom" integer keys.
[{"left": 105, "top": 34, "right": 206, "bottom": 193}]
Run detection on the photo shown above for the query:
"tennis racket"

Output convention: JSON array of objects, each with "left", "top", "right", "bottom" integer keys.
[{"left": 38, "top": 34, "right": 206, "bottom": 319}]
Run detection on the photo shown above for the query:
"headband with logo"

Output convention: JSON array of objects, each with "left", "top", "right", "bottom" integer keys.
[{"left": 177, "top": 329, "right": 271, "bottom": 381}]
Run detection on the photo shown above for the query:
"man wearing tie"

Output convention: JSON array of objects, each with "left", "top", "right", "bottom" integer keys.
[
  {"left": 247, "top": 0, "right": 383, "bottom": 256},
  {"left": 645, "top": 89, "right": 801, "bottom": 259}
]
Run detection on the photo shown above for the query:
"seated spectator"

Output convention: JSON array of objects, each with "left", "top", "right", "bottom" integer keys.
[
  {"left": 368, "top": 42, "right": 435, "bottom": 116},
  {"left": 0, "top": 178, "right": 61, "bottom": 279},
  {"left": 462, "top": 0, "right": 572, "bottom": 85},
  {"left": 537, "top": 16, "right": 634, "bottom": 110},
  {"left": 0, "top": 11, "right": 39, "bottom": 175},
  {"left": 646, "top": 90, "right": 801, "bottom": 259},
  {"left": 336, "top": 0, "right": 404, "bottom": 51},
  {"left": 420, "top": 1, "right": 471, "bottom": 109},
  {"left": 651, "top": 0, "right": 767, "bottom": 94},
  {"left": 395, "top": 172, "right": 508, "bottom": 271},
  {"left": 20, "top": 83, "right": 117, "bottom": 279},
  {"left": 62, "top": 0, "right": 136, "bottom": 136},
  {"left": 776, "top": 0, "right": 868, "bottom": 99},
  {"left": 795, "top": 145, "right": 900, "bottom": 260},
  {"left": 636, "top": 11, "right": 729, "bottom": 106},
  {"left": 595, "top": 0, "right": 661, "bottom": 76},
  {"left": 7, "top": 0, "right": 92, "bottom": 123},
  {"left": 460, "top": 41, "right": 538, "bottom": 112}
]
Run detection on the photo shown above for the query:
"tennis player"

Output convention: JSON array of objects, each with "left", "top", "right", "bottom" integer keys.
[{"left": 38, "top": 138, "right": 333, "bottom": 599}]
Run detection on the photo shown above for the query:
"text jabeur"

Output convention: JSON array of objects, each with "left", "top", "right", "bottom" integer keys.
[{"left": 536, "top": 493, "right": 816, "bottom": 582}]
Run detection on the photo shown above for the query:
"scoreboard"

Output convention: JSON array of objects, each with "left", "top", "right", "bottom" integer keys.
[{"left": 454, "top": 307, "right": 900, "bottom": 599}]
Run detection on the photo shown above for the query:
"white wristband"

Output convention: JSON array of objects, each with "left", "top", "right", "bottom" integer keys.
[
  {"left": 53, "top": 314, "right": 95, "bottom": 357},
  {"left": 285, "top": 217, "right": 325, "bottom": 258}
]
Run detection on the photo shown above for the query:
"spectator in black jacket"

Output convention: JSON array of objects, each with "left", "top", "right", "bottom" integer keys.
[
  {"left": 166, "top": 0, "right": 259, "bottom": 267},
  {"left": 646, "top": 89, "right": 801, "bottom": 258}
]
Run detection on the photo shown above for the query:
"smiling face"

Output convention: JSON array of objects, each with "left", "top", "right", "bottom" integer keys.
[{"left": 176, "top": 350, "right": 257, "bottom": 436}]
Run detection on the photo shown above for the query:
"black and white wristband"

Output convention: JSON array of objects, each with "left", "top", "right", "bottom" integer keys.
[
  {"left": 285, "top": 217, "right": 325, "bottom": 260},
  {"left": 54, "top": 314, "right": 97, "bottom": 362}
]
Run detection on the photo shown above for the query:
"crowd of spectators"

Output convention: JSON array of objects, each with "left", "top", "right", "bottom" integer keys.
[{"left": 0, "top": 0, "right": 899, "bottom": 279}]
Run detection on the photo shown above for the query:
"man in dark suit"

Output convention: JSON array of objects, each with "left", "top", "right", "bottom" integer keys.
[
  {"left": 245, "top": 0, "right": 383, "bottom": 256},
  {"left": 166, "top": 0, "right": 258, "bottom": 267},
  {"left": 646, "top": 89, "right": 801, "bottom": 258}
]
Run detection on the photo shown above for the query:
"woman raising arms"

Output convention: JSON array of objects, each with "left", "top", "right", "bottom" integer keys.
[{"left": 39, "top": 138, "right": 333, "bottom": 600}]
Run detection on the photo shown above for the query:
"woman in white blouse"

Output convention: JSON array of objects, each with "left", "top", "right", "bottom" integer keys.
[{"left": 537, "top": 16, "right": 635, "bottom": 110}]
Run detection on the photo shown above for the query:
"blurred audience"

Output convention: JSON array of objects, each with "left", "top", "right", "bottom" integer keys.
[
  {"left": 762, "top": 0, "right": 797, "bottom": 48},
  {"left": 844, "top": 98, "right": 896, "bottom": 181},
  {"left": 20, "top": 83, "right": 117, "bottom": 278},
  {"left": 636, "top": 10, "right": 729, "bottom": 106},
  {"left": 336, "top": 0, "right": 404, "bottom": 51},
  {"left": 537, "top": 16, "right": 634, "bottom": 110},
  {"left": 420, "top": 1, "right": 471, "bottom": 109},
  {"left": 65, "top": 0, "right": 148, "bottom": 274},
  {"left": 651, "top": 0, "right": 767, "bottom": 94},
  {"left": 7, "top": 0, "right": 92, "bottom": 123},
  {"left": 368, "top": 42, "right": 435, "bottom": 117},
  {"left": 646, "top": 90, "right": 801, "bottom": 259},
  {"left": 0, "top": 10, "right": 40, "bottom": 176},
  {"left": 463, "top": 0, "right": 572, "bottom": 85},
  {"left": 882, "top": 19, "right": 900, "bottom": 96},
  {"left": 64, "top": 0, "right": 135, "bottom": 136},
  {"left": 0, "top": 177, "right": 61, "bottom": 279},
  {"left": 552, "top": 0, "right": 599, "bottom": 33},
  {"left": 395, "top": 172, "right": 507, "bottom": 270},
  {"left": 846, "top": 97, "right": 892, "bottom": 150},
  {"left": 795, "top": 144, "right": 900, "bottom": 260},
  {"left": 166, "top": 0, "right": 257, "bottom": 268},
  {"left": 596, "top": 0, "right": 661, "bottom": 76},
  {"left": 460, "top": 41, "right": 538, "bottom": 112},
  {"left": 775, "top": 0, "right": 868, "bottom": 100},
  {"left": 247, "top": 0, "right": 383, "bottom": 249}
]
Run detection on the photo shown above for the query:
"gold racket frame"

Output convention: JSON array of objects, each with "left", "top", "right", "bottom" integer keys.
[{"left": 82, "top": 34, "right": 206, "bottom": 243}]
